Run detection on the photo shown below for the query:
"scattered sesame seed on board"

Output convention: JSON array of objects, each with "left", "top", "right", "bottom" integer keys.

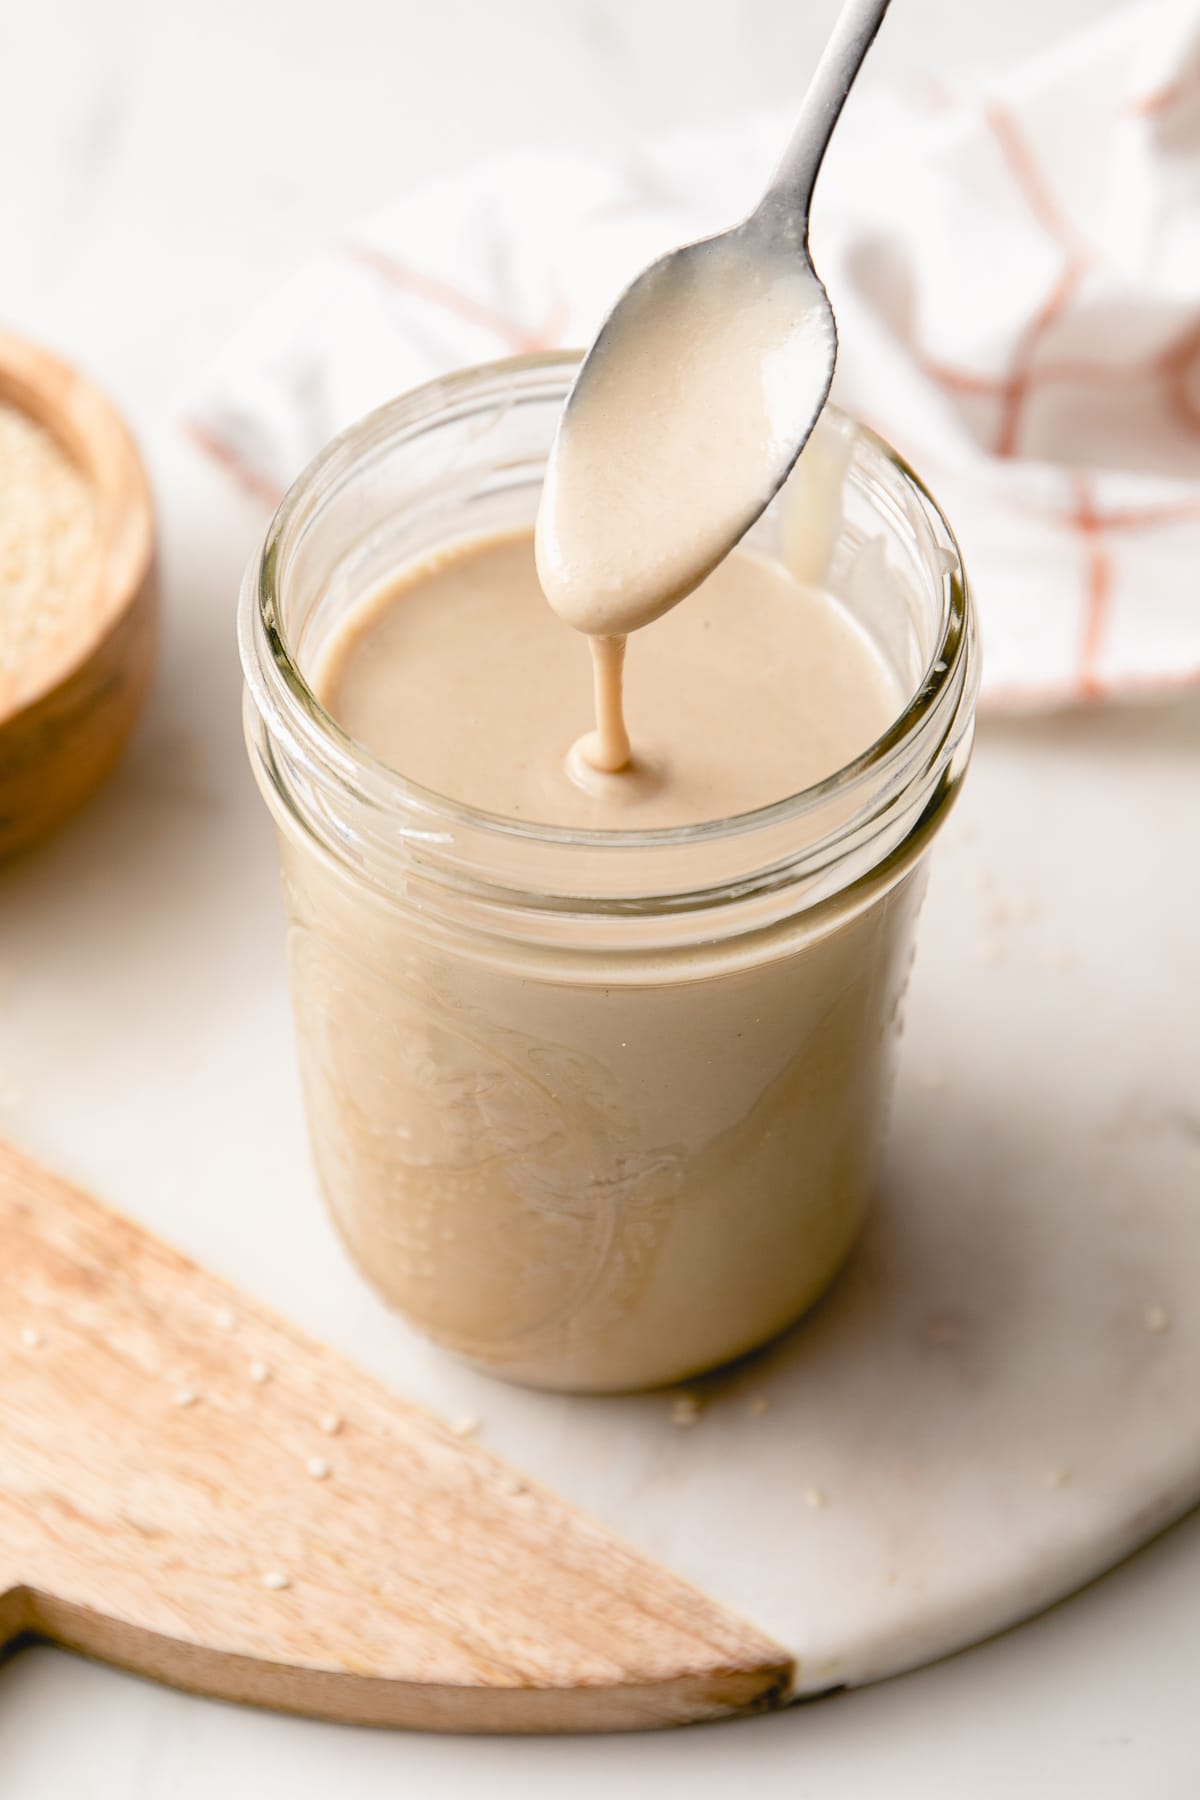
[
  {"left": 319, "top": 1411, "right": 343, "bottom": 1436},
  {"left": 1046, "top": 1468, "right": 1070, "bottom": 1490},
  {"left": 305, "top": 1456, "right": 331, "bottom": 1481},
  {"left": 215, "top": 1306, "right": 237, "bottom": 1332},
  {"left": 173, "top": 1388, "right": 199, "bottom": 1408},
  {"left": 262, "top": 1571, "right": 291, "bottom": 1591},
  {"left": 1144, "top": 1304, "right": 1170, "bottom": 1333},
  {"left": 248, "top": 1360, "right": 270, "bottom": 1384},
  {"left": 450, "top": 1412, "right": 480, "bottom": 1439},
  {"left": 19, "top": 1325, "right": 42, "bottom": 1348},
  {"left": 802, "top": 1487, "right": 826, "bottom": 1510},
  {"left": 670, "top": 1395, "right": 701, "bottom": 1427},
  {"left": 748, "top": 1394, "right": 769, "bottom": 1417}
]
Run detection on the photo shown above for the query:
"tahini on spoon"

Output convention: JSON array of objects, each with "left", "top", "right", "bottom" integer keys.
[{"left": 536, "top": 0, "right": 892, "bottom": 771}]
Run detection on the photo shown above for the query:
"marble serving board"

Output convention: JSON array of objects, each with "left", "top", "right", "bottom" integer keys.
[{"left": 0, "top": 581, "right": 1196, "bottom": 1700}]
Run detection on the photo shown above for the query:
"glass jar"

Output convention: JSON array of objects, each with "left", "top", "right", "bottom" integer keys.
[{"left": 239, "top": 353, "right": 978, "bottom": 1394}]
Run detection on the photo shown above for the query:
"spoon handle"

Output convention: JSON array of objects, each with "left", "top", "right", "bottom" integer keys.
[{"left": 758, "top": 0, "right": 892, "bottom": 234}]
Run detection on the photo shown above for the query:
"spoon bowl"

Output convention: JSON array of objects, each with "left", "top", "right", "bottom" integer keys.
[
  {"left": 536, "top": 0, "right": 890, "bottom": 641},
  {"left": 536, "top": 219, "right": 836, "bottom": 638}
]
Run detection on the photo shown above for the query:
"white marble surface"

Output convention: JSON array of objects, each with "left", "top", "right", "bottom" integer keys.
[{"left": 6, "top": 0, "right": 1200, "bottom": 1791}]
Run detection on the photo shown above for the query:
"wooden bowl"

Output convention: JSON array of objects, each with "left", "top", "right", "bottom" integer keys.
[{"left": 0, "top": 330, "right": 157, "bottom": 859}]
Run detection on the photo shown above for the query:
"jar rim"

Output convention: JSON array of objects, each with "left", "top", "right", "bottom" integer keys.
[{"left": 240, "top": 352, "right": 976, "bottom": 869}]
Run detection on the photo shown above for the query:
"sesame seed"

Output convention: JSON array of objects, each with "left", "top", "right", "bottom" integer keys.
[
  {"left": 173, "top": 1388, "right": 199, "bottom": 1408},
  {"left": 215, "top": 1306, "right": 237, "bottom": 1331},
  {"left": 249, "top": 1360, "right": 270, "bottom": 1384},
  {"left": 450, "top": 1412, "right": 480, "bottom": 1439},
  {"left": 803, "top": 1486, "right": 826, "bottom": 1509},
  {"left": 670, "top": 1395, "right": 701, "bottom": 1427},
  {"left": 1047, "top": 1468, "right": 1070, "bottom": 1490},
  {"left": 497, "top": 1473, "right": 527, "bottom": 1498},
  {"left": 19, "top": 1326, "right": 42, "bottom": 1348},
  {"left": 748, "top": 1394, "right": 769, "bottom": 1417},
  {"left": 262, "top": 1571, "right": 291, "bottom": 1590},
  {"left": 0, "top": 402, "right": 99, "bottom": 691},
  {"left": 319, "top": 1412, "right": 343, "bottom": 1436},
  {"left": 305, "top": 1456, "right": 331, "bottom": 1480},
  {"left": 1144, "top": 1304, "right": 1170, "bottom": 1333}
]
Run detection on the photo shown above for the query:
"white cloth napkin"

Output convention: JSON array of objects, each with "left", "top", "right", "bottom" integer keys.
[{"left": 190, "top": 0, "right": 1200, "bottom": 710}]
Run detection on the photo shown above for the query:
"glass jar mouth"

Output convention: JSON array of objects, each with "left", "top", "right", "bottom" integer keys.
[{"left": 240, "top": 351, "right": 977, "bottom": 863}]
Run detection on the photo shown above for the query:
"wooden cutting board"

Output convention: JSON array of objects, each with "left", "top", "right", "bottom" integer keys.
[{"left": 0, "top": 1141, "right": 790, "bottom": 1731}]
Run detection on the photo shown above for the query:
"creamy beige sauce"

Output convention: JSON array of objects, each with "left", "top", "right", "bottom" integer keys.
[
  {"left": 535, "top": 242, "right": 833, "bottom": 639},
  {"left": 281, "top": 290, "right": 930, "bottom": 1390},
  {"left": 318, "top": 528, "right": 899, "bottom": 831},
  {"left": 535, "top": 238, "right": 833, "bottom": 775},
  {"left": 295, "top": 523, "right": 918, "bottom": 1391},
  {"left": 579, "top": 633, "right": 632, "bottom": 775},
  {"left": 280, "top": 814, "right": 925, "bottom": 1390}
]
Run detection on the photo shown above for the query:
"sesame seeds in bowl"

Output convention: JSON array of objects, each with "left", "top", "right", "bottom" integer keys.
[{"left": 0, "top": 330, "right": 156, "bottom": 858}]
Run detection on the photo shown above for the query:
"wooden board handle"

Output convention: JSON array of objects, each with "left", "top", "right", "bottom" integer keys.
[{"left": 0, "top": 1141, "right": 791, "bottom": 1732}]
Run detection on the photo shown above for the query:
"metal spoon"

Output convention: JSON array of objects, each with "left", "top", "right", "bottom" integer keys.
[{"left": 536, "top": 0, "right": 892, "bottom": 643}]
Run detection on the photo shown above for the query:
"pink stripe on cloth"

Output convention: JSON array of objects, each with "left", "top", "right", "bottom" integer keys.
[
  {"left": 185, "top": 421, "right": 284, "bottom": 508},
  {"left": 345, "top": 244, "right": 568, "bottom": 355}
]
